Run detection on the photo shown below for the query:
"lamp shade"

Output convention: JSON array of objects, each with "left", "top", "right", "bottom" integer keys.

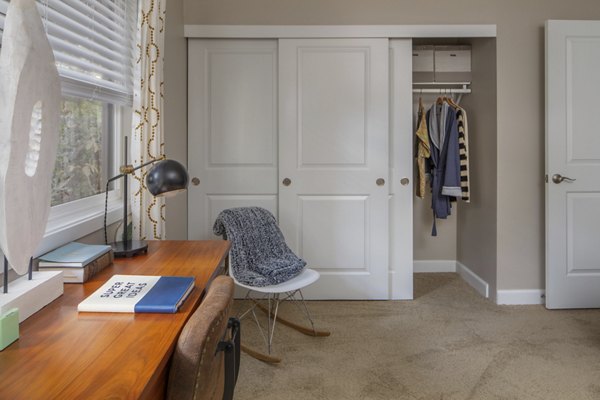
[{"left": 146, "top": 159, "right": 189, "bottom": 197}]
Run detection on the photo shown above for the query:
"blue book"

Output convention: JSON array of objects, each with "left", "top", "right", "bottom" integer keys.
[
  {"left": 77, "top": 275, "right": 195, "bottom": 313},
  {"left": 39, "top": 242, "right": 112, "bottom": 267}
]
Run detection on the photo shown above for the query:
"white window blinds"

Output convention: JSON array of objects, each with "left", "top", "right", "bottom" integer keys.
[{"left": 0, "top": 0, "right": 137, "bottom": 105}]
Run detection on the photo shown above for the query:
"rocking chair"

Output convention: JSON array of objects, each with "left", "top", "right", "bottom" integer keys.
[{"left": 213, "top": 207, "right": 330, "bottom": 363}]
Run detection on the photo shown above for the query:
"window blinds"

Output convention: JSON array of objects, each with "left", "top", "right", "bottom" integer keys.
[{"left": 0, "top": 0, "right": 136, "bottom": 105}]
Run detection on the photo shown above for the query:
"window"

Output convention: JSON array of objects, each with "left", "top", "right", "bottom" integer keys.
[
  {"left": 0, "top": 0, "right": 137, "bottom": 252},
  {"left": 52, "top": 97, "right": 114, "bottom": 207}
]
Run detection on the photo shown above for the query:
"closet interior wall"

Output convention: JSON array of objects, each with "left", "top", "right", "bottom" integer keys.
[{"left": 413, "top": 37, "right": 498, "bottom": 299}]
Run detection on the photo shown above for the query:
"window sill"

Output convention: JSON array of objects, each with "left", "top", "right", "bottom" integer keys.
[{"left": 37, "top": 192, "right": 123, "bottom": 257}]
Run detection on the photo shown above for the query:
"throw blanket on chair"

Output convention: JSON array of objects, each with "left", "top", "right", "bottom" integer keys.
[{"left": 213, "top": 207, "right": 306, "bottom": 287}]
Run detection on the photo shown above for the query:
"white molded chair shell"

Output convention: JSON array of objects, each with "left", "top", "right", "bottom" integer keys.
[{"left": 232, "top": 268, "right": 319, "bottom": 294}]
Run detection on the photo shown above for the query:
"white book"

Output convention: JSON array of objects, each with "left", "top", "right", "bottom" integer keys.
[
  {"left": 39, "top": 251, "right": 114, "bottom": 283},
  {"left": 78, "top": 275, "right": 195, "bottom": 313}
]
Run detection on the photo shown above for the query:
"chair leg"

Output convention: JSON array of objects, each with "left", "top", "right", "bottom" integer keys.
[
  {"left": 242, "top": 291, "right": 272, "bottom": 353},
  {"left": 266, "top": 292, "right": 281, "bottom": 355},
  {"left": 239, "top": 344, "right": 281, "bottom": 364},
  {"left": 235, "top": 291, "right": 284, "bottom": 363},
  {"left": 256, "top": 290, "right": 331, "bottom": 337},
  {"left": 235, "top": 289, "right": 330, "bottom": 364},
  {"left": 296, "top": 289, "right": 318, "bottom": 335}
]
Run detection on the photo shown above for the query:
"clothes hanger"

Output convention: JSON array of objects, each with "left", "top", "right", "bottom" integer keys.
[
  {"left": 441, "top": 88, "right": 448, "bottom": 103},
  {"left": 446, "top": 92, "right": 461, "bottom": 109},
  {"left": 446, "top": 91, "right": 457, "bottom": 107}
]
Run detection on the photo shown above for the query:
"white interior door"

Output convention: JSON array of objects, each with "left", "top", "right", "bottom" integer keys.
[
  {"left": 187, "top": 40, "right": 278, "bottom": 239},
  {"left": 278, "top": 38, "right": 389, "bottom": 299},
  {"left": 546, "top": 20, "right": 600, "bottom": 309}
]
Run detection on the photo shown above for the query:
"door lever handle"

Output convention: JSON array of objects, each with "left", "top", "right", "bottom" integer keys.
[{"left": 552, "top": 174, "right": 576, "bottom": 184}]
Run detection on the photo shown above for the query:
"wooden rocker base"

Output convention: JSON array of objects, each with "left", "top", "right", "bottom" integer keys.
[
  {"left": 240, "top": 344, "right": 282, "bottom": 364},
  {"left": 256, "top": 303, "right": 331, "bottom": 337}
]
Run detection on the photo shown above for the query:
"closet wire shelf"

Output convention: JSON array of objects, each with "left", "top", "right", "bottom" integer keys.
[
  {"left": 412, "top": 81, "right": 471, "bottom": 94},
  {"left": 412, "top": 82, "right": 471, "bottom": 102}
]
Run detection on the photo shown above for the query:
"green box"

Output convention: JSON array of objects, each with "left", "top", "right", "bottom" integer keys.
[{"left": 0, "top": 308, "right": 19, "bottom": 350}]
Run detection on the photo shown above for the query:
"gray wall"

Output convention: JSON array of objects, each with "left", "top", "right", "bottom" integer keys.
[
  {"left": 457, "top": 38, "right": 498, "bottom": 300},
  {"left": 413, "top": 188, "right": 457, "bottom": 261},
  {"left": 164, "top": 0, "right": 188, "bottom": 240},
  {"left": 175, "top": 0, "right": 600, "bottom": 291}
]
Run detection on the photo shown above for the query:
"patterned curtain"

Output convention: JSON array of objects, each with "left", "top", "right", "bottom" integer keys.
[{"left": 131, "top": 0, "right": 167, "bottom": 240}]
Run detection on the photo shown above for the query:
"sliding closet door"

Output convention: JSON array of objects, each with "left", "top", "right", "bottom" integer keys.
[
  {"left": 279, "top": 38, "right": 389, "bottom": 299},
  {"left": 389, "top": 39, "right": 414, "bottom": 300},
  {"left": 187, "top": 40, "right": 278, "bottom": 239}
]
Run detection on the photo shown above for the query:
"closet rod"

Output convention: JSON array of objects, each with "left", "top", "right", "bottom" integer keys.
[
  {"left": 411, "top": 88, "right": 471, "bottom": 94},
  {"left": 412, "top": 81, "right": 471, "bottom": 94}
]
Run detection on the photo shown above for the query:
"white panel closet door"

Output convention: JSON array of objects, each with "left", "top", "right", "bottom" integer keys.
[
  {"left": 278, "top": 38, "right": 389, "bottom": 299},
  {"left": 546, "top": 20, "right": 600, "bottom": 308},
  {"left": 187, "top": 40, "right": 278, "bottom": 239}
]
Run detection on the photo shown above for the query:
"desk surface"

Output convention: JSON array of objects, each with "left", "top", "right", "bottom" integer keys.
[{"left": 0, "top": 240, "right": 230, "bottom": 400}]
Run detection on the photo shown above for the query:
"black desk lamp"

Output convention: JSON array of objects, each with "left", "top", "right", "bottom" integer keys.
[{"left": 103, "top": 136, "right": 188, "bottom": 257}]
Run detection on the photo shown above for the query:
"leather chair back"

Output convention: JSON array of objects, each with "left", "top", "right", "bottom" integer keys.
[{"left": 167, "top": 275, "right": 237, "bottom": 400}]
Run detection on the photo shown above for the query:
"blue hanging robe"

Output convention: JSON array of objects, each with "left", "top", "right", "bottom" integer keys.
[{"left": 426, "top": 101, "right": 461, "bottom": 236}]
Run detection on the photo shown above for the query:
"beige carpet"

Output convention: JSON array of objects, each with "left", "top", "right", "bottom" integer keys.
[{"left": 232, "top": 273, "right": 600, "bottom": 400}]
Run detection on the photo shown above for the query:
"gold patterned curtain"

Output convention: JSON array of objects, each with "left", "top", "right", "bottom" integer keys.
[{"left": 131, "top": 0, "right": 166, "bottom": 240}]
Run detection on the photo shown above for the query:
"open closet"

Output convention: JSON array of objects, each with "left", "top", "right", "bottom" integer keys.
[
  {"left": 185, "top": 26, "right": 497, "bottom": 301},
  {"left": 412, "top": 38, "right": 498, "bottom": 300}
]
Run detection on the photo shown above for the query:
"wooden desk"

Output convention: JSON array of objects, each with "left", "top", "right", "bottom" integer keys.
[{"left": 0, "top": 240, "right": 230, "bottom": 399}]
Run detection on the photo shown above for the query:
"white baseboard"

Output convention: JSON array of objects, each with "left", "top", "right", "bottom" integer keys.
[
  {"left": 456, "top": 261, "right": 489, "bottom": 298},
  {"left": 412, "top": 260, "right": 491, "bottom": 300},
  {"left": 413, "top": 260, "right": 456, "bottom": 273},
  {"left": 496, "top": 289, "right": 545, "bottom": 305}
]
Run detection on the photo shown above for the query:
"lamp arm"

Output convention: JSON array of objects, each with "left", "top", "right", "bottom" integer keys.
[
  {"left": 131, "top": 156, "right": 165, "bottom": 172},
  {"left": 118, "top": 155, "right": 166, "bottom": 175},
  {"left": 103, "top": 155, "right": 167, "bottom": 245}
]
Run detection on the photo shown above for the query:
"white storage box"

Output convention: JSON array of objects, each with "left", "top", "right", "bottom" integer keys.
[
  {"left": 412, "top": 45, "right": 434, "bottom": 82},
  {"left": 434, "top": 45, "right": 471, "bottom": 82}
]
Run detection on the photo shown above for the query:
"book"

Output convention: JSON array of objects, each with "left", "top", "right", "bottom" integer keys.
[
  {"left": 39, "top": 251, "right": 114, "bottom": 284},
  {"left": 77, "top": 275, "right": 195, "bottom": 313},
  {"left": 39, "top": 242, "right": 112, "bottom": 268}
]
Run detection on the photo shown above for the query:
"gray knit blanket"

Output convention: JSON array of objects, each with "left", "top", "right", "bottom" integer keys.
[{"left": 213, "top": 207, "right": 306, "bottom": 287}]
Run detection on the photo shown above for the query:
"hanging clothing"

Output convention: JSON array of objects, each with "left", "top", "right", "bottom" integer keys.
[
  {"left": 415, "top": 98, "right": 431, "bottom": 199},
  {"left": 444, "top": 98, "right": 471, "bottom": 203},
  {"left": 426, "top": 100, "right": 461, "bottom": 236},
  {"left": 456, "top": 108, "right": 471, "bottom": 202}
]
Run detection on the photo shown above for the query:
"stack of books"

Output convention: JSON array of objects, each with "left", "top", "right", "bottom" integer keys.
[{"left": 38, "top": 242, "right": 114, "bottom": 283}]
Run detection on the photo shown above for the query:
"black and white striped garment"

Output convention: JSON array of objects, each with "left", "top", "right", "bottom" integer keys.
[{"left": 456, "top": 109, "right": 470, "bottom": 202}]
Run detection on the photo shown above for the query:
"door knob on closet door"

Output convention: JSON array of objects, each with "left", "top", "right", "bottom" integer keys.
[
  {"left": 191, "top": 177, "right": 200, "bottom": 186},
  {"left": 551, "top": 174, "right": 576, "bottom": 184},
  {"left": 376, "top": 178, "right": 385, "bottom": 186},
  {"left": 282, "top": 178, "right": 291, "bottom": 186},
  {"left": 400, "top": 178, "right": 410, "bottom": 186}
]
